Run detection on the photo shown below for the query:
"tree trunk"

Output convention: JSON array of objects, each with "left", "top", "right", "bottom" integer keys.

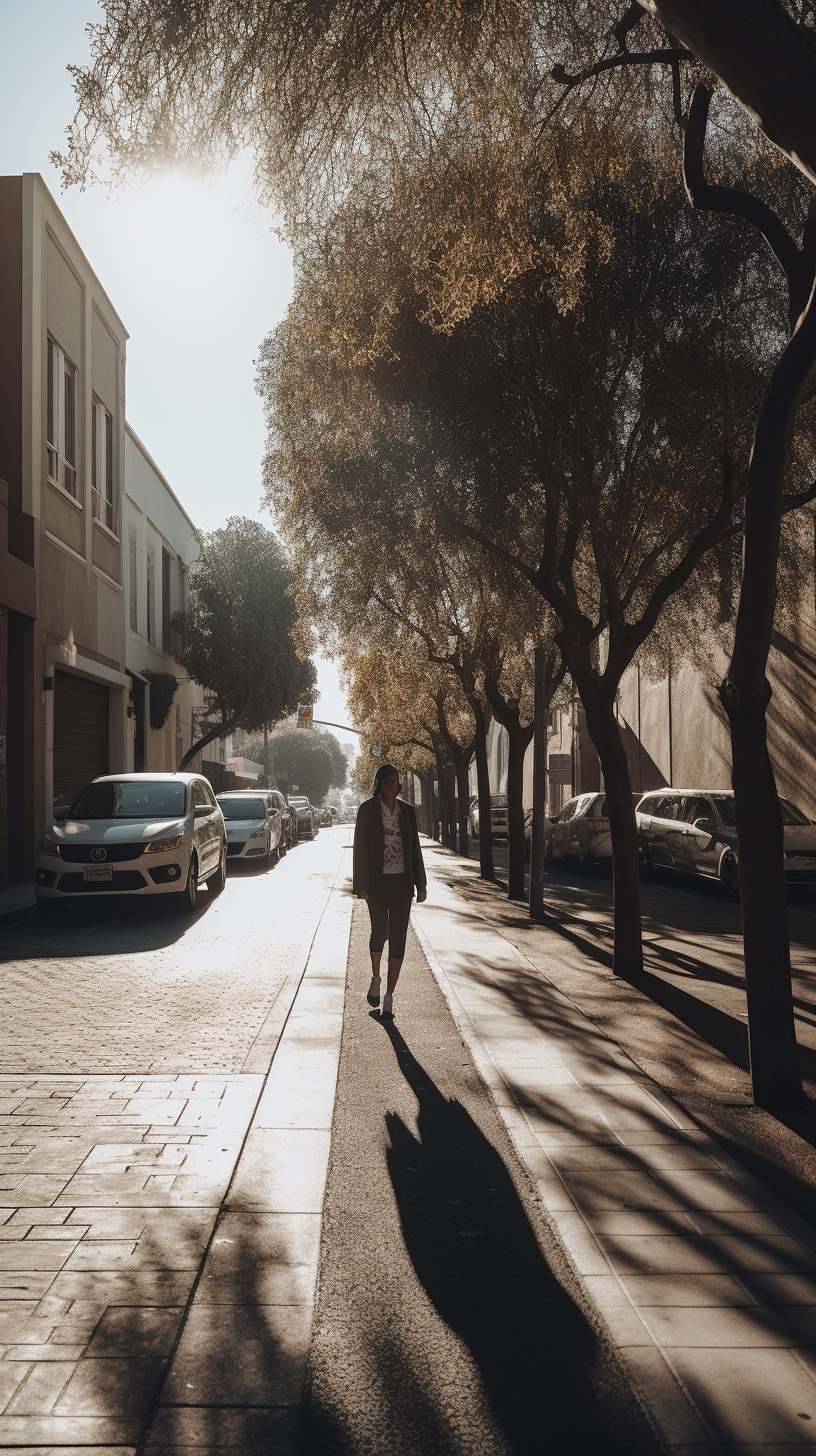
[
  {"left": 529, "top": 648, "right": 551, "bottom": 921},
  {"left": 723, "top": 683, "right": 801, "bottom": 1107},
  {"left": 505, "top": 726, "right": 531, "bottom": 900},
  {"left": 455, "top": 758, "right": 471, "bottom": 856},
  {"left": 470, "top": 699, "right": 495, "bottom": 881},
  {"left": 713, "top": 286, "right": 816, "bottom": 1109},
  {"left": 580, "top": 685, "right": 643, "bottom": 976},
  {"left": 436, "top": 755, "right": 452, "bottom": 848}
]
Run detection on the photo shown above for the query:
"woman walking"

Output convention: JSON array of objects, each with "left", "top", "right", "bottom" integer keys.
[{"left": 353, "top": 763, "right": 427, "bottom": 1021}]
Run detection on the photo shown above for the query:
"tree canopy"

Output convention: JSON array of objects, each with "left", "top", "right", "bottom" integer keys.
[
  {"left": 268, "top": 726, "right": 336, "bottom": 802},
  {"left": 174, "top": 516, "right": 316, "bottom": 770}
]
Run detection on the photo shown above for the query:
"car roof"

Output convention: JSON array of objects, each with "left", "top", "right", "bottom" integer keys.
[{"left": 91, "top": 772, "right": 203, "bottom": 784}]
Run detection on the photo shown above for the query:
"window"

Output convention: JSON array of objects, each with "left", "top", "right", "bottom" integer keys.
[
  {"left": 46, "top": 337, "right": 78, "bottom": 498},
  {"left": 162, "top": 547, "right": 172, "bottom": 652},
  {"left": 146, "top": 549, "right": 156, "bottom": 645},
  {"left": 92, "top": 398, "right": 115, "bottom": 531},
  {"left": 128, "top": 534, "right": 138, "bottom": 632}
]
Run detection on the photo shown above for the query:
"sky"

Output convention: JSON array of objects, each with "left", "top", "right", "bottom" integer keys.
[{"left": 0, "top": 0, "right": 355, "bottom": 748}]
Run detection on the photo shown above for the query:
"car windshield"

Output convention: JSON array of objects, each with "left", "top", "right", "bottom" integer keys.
[
  {"left": 290, "top": 797, "right": 308, "bottom": 806},
  {"left": 218, "top": 797, "right": 265, "bottom": 820},
  {"left": 69, "top": 780, "right": 186, "bottom": 820},
  {"left": 709, "top": 794, "right": 810, "bottom": 828},
  {"left": 780, "top": 798, "right": 810, "bottom": 826}
]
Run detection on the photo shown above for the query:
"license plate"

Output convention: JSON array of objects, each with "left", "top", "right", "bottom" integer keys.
[{"left": 83, "top": 865, "right": 112, "bottom": 882}]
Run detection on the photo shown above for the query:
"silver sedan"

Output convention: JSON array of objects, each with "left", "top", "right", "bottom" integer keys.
[
  {"left": 635, "top": 789, "right": 816, "bottom": 898},
  {"left": 548, "top": 792, "right": 611, "bottom": 870}
]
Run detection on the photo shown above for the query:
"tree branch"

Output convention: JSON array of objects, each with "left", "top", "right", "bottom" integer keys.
[{"left": 683, "top": 82, "right": 802, "bottom": 309}]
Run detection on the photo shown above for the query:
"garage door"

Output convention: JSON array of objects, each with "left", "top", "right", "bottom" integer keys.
[{"left": 53, "top": 670, "right": 109, "bottom": 810}]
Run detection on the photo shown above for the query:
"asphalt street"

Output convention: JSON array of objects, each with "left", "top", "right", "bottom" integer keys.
[{"left": 0, "top": 834, "right": 344, "bottom": 1074}]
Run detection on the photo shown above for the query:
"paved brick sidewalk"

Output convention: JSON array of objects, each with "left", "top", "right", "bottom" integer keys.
[
  {"left": 0, "top": 835, "right": 354, "bottom": 1450},
  {"left": 414, "top": 842, "right": 816, "bottom": 1454}
]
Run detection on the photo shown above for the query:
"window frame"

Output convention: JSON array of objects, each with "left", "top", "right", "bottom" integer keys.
[
  {"left": 91, "top": 395, "right": 116, "bottom": 533},
  {"left": 46, "top": 335, "right": 79, "bottom": 501}
]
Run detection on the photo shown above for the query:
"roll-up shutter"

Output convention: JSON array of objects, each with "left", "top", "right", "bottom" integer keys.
[{"left": 53, "top": 670, "right": 109, "bottom": 810}]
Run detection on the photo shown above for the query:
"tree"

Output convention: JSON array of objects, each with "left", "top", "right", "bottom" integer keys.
[
  {"left": 268, "top": 726, "right": 335, "bottom": 802},
  {"left": 345, "top": 635, "right": 478, "bottom": 850},
  {"left": 321, "top": 732, "right": 349, "bottom": 792},
  {"left": 173, "top": 517, "right": 316, "bottom": 770},
  {"left": 259, "top": 163, "right": 780, "bottom": 974}
]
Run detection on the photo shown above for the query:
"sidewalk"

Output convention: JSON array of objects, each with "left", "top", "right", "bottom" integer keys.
[
  {"left": 2, "top": 836, "right": 815, "bottom": 1451},
  {"left": 415, "top": 841, "right": 816, "bottom": 1453}
]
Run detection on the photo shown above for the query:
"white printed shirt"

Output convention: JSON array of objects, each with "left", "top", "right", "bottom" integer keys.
[{"left": 381, "top": 797, "right": 405, "bottom": 874}]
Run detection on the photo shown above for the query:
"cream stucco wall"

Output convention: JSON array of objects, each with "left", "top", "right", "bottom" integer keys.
[{"left": 124, "top": 426, "right": 203, "bottom": 772}]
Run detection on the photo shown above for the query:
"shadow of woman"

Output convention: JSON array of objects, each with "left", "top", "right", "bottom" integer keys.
[{"left": 381, "top": 1021, "right": 658, "bottom": 1456}]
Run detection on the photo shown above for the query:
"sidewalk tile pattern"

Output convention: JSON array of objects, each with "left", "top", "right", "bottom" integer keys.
[
  {"left": 0, "top": 1075, "right": 259, "bottom": 1447},
  {"left": 414, "top": 850, "right": 816, "bottom": 1454}
]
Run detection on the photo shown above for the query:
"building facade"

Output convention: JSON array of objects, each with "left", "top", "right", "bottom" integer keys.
[
  {"left": 0, "top": 174, "right": 130, "bottom": 882},
  {"left": 124, "top": 426, "right": 202, "bottom": 774},
  {"left": 0, "top": 174, "right": 205, "bottom": 887}
]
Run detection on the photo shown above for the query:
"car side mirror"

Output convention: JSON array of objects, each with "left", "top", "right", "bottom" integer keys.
[
  {"left": 53, "top": 805, "right": 68, "bottom": 821},
  {"left": 194, "top": 803, "right": 211, "bottom": 817}
]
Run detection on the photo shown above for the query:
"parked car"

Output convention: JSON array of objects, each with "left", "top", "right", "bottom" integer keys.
[
  {"left": 549, "top": 792, "right": 612, "bottom": 870},
  {"left": 318, "top": 806, "right": 333, "bottom": 826},
  {"left": 35, "top": 773, "right": 227, "bottom": 915},
  {"left": 489, "top": 794, "right": 509, "bottom": 839},
  {"left": 636, "top": 788, "right": 816, "bottom": 898},
  {"left": 467, "top": 794, "right": 509, "bottom": 839},
  {"left": 268, "top": 789, "right": 292, "bottom": 849},
  {"left": 288, "top": 795, "right": 317, "bottom": 840},
  {"left": 216, "top": 791, "right": 283, "bottom": 866}
]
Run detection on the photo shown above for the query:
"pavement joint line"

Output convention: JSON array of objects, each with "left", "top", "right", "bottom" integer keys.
[
  {"left": 134, "top": 848, "right": 353, "bottom": 1456},
  {"left": 414, "top": 845, "right": 816, "bottom": 1454}
]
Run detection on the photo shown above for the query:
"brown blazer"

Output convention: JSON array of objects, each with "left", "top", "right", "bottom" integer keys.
[{"left": 352, "top": 795, "right": 426, "bottom": 899}]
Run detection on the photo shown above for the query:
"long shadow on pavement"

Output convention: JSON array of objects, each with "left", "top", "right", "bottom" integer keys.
[{"left": 381, "top": 1023, "right": 658, "bottom": 1456}]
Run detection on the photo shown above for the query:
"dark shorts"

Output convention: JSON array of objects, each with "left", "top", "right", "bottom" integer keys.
[{"left": 367, "top": 873, "right": 413, "bottom": 959}]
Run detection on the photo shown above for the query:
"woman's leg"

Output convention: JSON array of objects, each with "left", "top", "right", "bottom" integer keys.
[
  {"left": 367, "top": 898, "right": 387, "bottom": 1005},
  {"left": 381, "top": 878, "right": 412, "bottom": 1017}
]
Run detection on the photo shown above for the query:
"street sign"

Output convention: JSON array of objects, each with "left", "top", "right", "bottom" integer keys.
[
  {"left": 297, "top": 703, "right": 313, "bottom": 728},
  {"left": 548, "top": 752, "right": 573, "bottom": 784},
  {"left": 292, "top": 783, "right": 299, "bottom": 791}
]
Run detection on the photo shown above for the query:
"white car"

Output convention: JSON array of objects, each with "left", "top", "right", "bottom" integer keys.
[
  {"left": 549, "top": 792, "right": 612, "bottom": 869},
  {"left": 35, "top": 772, "right": 226, "bottom": 916},
  {"left": 216, "top": 791, "right": 283, "bottom": 865}
]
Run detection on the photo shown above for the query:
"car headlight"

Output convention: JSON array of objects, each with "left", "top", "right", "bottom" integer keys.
[
  {"left": 249, "top": 827, "right": 267, "bottom": 839},
  {"left": 144, "top": 834, "right": 184, "bottom": 854},
  {"left": 39, "top": 837, "right": 61, "bottom": 856}
]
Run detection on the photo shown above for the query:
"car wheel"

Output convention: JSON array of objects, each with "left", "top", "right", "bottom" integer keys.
[
  {"left": 721, "top": 854, "right": 740, "bottom": 901},
  {"left": 36, "top": 897, "right": 62, "bottom": 920},
  {"left": 212, "top": 843, "right": 227, "bottom": 895},
  {"left": 177, "top": 852, "right": 199, "bottom": 913}
]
